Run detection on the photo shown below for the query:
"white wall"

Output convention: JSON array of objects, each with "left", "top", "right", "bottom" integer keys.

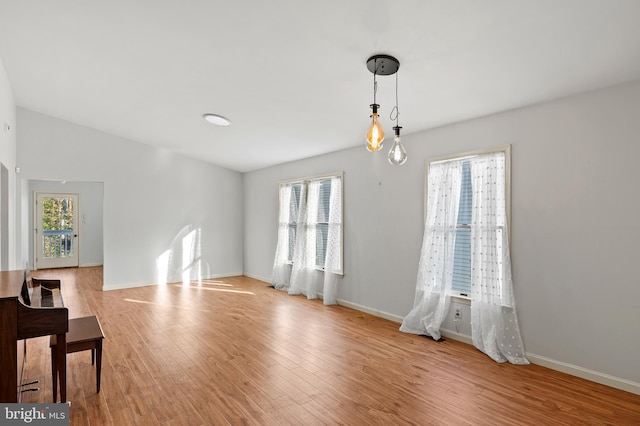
[
  {"left": 17, "top": 108, "right": 243, "bottom": 289},
  {"left": 0, "top": 57, "right": 18, "bottom": 270},
  {"left": 243, "top": 80, "right": 640, "bottom": 391},
  {"left": 28, "top": 180, "right": 104, "bottom": 268}
]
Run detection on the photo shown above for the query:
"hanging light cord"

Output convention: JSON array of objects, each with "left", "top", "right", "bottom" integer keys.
[
  {"left": 372, "top": 60, "right": 378, "bottom": 106},
  {"left": 390, "top": 72, "right": 399, "bottom": 126}
]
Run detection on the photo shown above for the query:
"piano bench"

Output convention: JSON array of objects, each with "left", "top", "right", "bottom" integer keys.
[{"left": 50, "top": 315, "right": 105, "bottom": 402}]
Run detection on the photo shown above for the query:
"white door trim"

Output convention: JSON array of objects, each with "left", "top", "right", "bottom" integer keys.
[{"left": 34, "top": 192, "right": 80, "bottom": 270}]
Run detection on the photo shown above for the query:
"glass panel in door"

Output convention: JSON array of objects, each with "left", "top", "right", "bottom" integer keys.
[{"left": 35, "top": 193, "right": 79, "bottom": 269}]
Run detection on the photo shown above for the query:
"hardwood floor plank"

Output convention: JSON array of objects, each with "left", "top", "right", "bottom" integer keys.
[
  {"left": 83, "top": 393, "right": 112, "bottom": 426},
  {"left": 20, "top": 267, "right": 640, "bottom": 425},
  {"left": 123, "top": 392, "right": 155, "bottom": 421},
  {"left": 107, "top": 407, "right": 137, "bottom": 426}
]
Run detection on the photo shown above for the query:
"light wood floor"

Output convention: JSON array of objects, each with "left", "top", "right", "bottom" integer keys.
[{"left": 21, "top": 267, "right": 640, "bottom": 425}]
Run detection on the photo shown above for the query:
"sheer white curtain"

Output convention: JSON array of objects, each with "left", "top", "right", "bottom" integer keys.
[
  {"left": 272, "top": 184, "right": 294, "bottom": 290},
  {"left": 289, "top": 181, "right": 322, "bottom": 298},
  {"left": 273, "top": 175, "right": 342, "bottom": 302},
  {"left": 322, "top": 176, "right": 342, "bottom": 305},
  {"left": 400, "top": 160, "right": 462, "bottom": 340},
  {"left": 470, "top": 153, "right": 528, "bottom": 364}
]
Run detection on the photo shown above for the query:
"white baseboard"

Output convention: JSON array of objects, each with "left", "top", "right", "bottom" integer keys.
[
  {"left": 32, "top": 263, "right": 103, "bottom": 271},
  {"left": 242, "top": 272, "right": 271, "bottom": 283},
  {"left": 440, "top": 328, "right": 474, "bottom": 345},
  {"left": 206, "top": 271, "right": 245, "bottom": 279},
  {"left": 334, "top": 298, "right": 640, "bottom": 396},
  {"left": 526, "top": 352, "right": 640, "bottom": 395},
  {"left": 336, "top": 298, "right": 404, "bottom": 323},
  {"left": 79, "top": 262, "right": 103, "bottom": 268},
  {"left": 103, "top": 280, "right": 157, "bottom": 291}
]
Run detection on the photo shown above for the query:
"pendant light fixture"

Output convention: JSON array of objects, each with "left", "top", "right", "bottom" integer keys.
[
  {"left": 365, "top": 54, "right": 407, "bottom": 165},
  {"left": 366, "top": 103, "right": 384, "bottom": 151},
  {"left": 388, "top": 71, "right": 408, "bottom": 165},
  {"left": 388, "top": 126, "right": 407, "bottom": 165}
]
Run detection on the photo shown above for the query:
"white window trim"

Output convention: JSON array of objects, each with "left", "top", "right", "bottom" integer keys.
[
  {"left": 278, "top": 171, "right": 344, "bottom": 275},
  {"left": 279, "top": 171, "right": 343, "bottom": 186},
  {"left": 424, "top": 145, "right": 511, "bottom": 298}
]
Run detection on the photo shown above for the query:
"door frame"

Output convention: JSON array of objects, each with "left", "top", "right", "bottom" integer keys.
[
  {"left": 0, "top": 164, "right": 8, "bottom": 271},
  {"left": 34, "top": 192, "right": 80, "bottom": 270}
]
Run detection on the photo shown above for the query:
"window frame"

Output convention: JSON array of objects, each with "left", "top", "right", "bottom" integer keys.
[
  {"left": 424, "top": 145, "right": 511, "bottom": 300},
  {"left": 278, "top": 171, "right": 344, "bottom": 275}
]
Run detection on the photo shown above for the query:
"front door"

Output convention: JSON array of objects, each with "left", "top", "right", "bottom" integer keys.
[{"left": 35, "top": 193, "right": 79, "bottom": 269}]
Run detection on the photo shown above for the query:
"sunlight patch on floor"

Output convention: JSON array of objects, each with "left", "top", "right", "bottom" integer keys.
[
  {"left": 170, "top": 284, "right": 255, "bottom": 295},
  {"left": 122, "top": 298, "right": 211, "bottom": 312}
]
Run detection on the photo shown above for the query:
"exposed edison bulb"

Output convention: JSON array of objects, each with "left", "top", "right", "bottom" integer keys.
[
  {"left": 388, "top": 126, "right": 407, "bottom": 165},
  {"left": 366, "top": 104, "right": 385, "bottom": 152}
]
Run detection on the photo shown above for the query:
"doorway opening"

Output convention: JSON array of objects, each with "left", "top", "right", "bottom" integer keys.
[{"left": 34, "top": 192, "right": 79, "bottom": 269}]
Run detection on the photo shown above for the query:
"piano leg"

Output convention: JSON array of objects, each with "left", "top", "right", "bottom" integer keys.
[
  {"left": 51, "top": 344, "right": 57, "bottom": 402},
  {"left": 59, "top": 333, "right": 66, "bottom": 403},
  {"left": 52, "top": 333, "right": 67, "bottom": 403}
]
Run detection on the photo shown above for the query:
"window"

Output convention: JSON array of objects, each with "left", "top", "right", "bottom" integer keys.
[
  {"left": 404, "top": 144, "right": 527, "bottom": 363},
  {"left": 273, "top": 173, "right": 343, "bottom": 303},
  {"left": 315, "top": 178, "right": 332, "bottom": 268},
  {"left": 278, "top": 173, "right": 343, "bottom": 274},
  {"left": 425, "top": 146, "right": 510, "bottom": 298},
  {"left": 452, "top": 160, "right": 472, "bottom": 295}
]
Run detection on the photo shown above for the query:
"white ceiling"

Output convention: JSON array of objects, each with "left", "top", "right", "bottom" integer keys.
[{"left": 1, "top": 0, "right": 640, "bottom": 172}]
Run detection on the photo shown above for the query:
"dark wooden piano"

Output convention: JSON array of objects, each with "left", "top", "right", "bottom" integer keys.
[{"left": 0, "top": 270, "right": 68, "bottom": 402}]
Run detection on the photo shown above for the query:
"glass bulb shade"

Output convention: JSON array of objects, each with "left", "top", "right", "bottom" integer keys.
[
  {"left": 366, "top": 113, "right": 385, "bottom": 152},
  {"left": 388, "top": 134, "right": 408, "bottom": 165}
]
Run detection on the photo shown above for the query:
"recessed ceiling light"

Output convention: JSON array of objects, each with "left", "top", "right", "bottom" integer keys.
[{"left": 203, "top": 113, "right": 231, "bottom": 126}]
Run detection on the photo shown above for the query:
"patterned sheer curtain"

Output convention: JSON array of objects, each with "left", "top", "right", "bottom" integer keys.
[
  {"left": 322, "top": 176, "right": 342, "bottom": 305},
  {"left": 289, "top": 180, "right": 321, "bottom": 298},
  {"left": 271, "top": 184, "right": 294, "bottom": 289},
  {"left": 399, "top": 160, "right": 462, "bottom": 340},
  {"left": 272, "top": 175, "right": 342, "bottom": 302},
  {"left": 470, "top": 153, "right": 528, "bottom": 364},
  {"left": 271, "top": 184, "right": 304, "bottom": 290}
]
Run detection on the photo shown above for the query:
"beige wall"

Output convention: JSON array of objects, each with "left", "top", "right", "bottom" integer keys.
[
  {"left": 0, "top": 57, "right": 18, "bottom": 270},
  {"left": 243, "top": 80, "right": 640, "bottom": 392},
  {"left": 17, "top": 108, "right": 244, "bottom": 289}
]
